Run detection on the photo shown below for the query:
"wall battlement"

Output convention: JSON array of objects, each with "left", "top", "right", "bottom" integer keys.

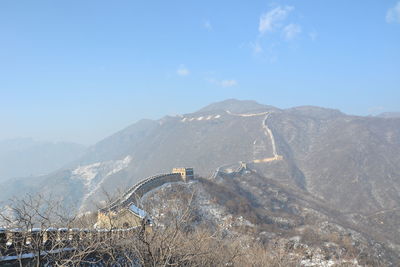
[{"left": 0, "top": 227, "right": 139, "bottom": 263}]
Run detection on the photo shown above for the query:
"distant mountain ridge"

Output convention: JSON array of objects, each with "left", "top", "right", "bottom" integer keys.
[
  {"left": 0, "top": 138, "right": 86, "bottom": 182},
  {"left": 377, "top": 112, "right": 400, "bottom": 118}
]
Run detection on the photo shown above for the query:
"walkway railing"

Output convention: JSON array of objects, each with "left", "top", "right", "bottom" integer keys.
[{"left": 103, "top": 173, "right": 181, "bottom": 212}]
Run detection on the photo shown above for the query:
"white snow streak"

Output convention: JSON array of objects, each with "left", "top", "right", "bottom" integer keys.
[
  {"left": 72, "top": 162, "right": 101, "bottom": 183},
  {"left": 180, "top": 114, "right": 222, "bottom": 122},
  {"left": 72, "top": 155, "right": 133, "bottom": 211}
]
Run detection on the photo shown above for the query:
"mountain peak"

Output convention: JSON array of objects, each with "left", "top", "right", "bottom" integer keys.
[{"left": 197, "top": 99, "right": 278, "bottom": 114}]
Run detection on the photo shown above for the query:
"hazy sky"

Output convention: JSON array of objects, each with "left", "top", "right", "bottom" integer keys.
[{"left": 1, "top": 0, "right": 399, "bottom": 145}]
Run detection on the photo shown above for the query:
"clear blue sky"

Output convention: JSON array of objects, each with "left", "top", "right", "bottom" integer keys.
[{"left": 1, "top": 0, "right": 399, "bottom": 145}]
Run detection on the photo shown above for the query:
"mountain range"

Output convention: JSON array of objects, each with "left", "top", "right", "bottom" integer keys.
[{"left": 0, "top": 99, "right": 399, "bottom": 260}]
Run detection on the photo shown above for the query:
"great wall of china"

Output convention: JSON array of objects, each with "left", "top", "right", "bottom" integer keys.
[
  {"left": 209, "top": 110, "right": 283, "bottom": 180},
  {"left": 226, "top": 110, "right": 283, "bottom": 163},
  {"left": 105, "top": 173, "right": 184, "bottom": 212},
  {"left": 1, "top": 110, "right": 283, "bottom": 263}
]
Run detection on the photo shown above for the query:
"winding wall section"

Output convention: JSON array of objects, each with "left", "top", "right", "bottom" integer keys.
[{"left": 105, "top": 173, "right": 184, "bottom": 213}]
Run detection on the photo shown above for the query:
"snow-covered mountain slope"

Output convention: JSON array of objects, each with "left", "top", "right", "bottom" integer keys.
[{"left": 72, "top": 155, "right": 132, "bottom": 211}]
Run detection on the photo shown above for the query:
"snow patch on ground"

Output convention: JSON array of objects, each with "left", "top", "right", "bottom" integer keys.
[
  {"left": 301, "top": 256, "right": 360, "bottom": 267},
  {"left": 72, "top": 156, "right": 132, "bottom": 187},
  {"left": 129, "top": 204, "right": 147, "bottom": 218},
  {"left": 106, "top": 155, "right": 132, "bottom": 177},
  {"left": 72, "top": 155, "right": 133, "bottom": 211},
  {"left": 72, "top": 162, "right": 101, "bottom": 183}
]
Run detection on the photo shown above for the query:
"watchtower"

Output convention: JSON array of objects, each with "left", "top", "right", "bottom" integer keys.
[{"left": 172, "top": 167, "right": 194, "bottom": 182}]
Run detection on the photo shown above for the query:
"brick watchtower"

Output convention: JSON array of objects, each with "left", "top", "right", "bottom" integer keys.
[{"left": 172, "top": 167, "right": 194, "bottom": 182}]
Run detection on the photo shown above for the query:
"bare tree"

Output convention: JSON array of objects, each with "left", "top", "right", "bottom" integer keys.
[{"left": 0, "top": 190, "right": 369, "bottom": 266}]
